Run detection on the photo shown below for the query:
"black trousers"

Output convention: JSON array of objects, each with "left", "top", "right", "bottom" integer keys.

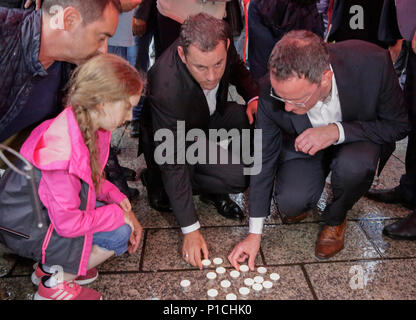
[
  {"left": 140, "top": 102, "right": 251, "bottom": 197},
  {"left": 275, "top": 141, "right": 381, "bottom": 226},
  {"left": 398, "top": 48, "right": 416, "bottom": 203}
]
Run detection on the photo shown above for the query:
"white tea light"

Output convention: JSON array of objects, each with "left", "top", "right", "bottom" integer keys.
[
  {"left": 257, "top": 267, "right": 267, "bottom": 274},
  {"left": 254, "top": 276, "right": 264, "bottom": 284},
  {"left": 230, "top": 270, "right": 240, "bottom": 279},
  {"left": 239, "top": 287, "right": 250, "bottom": 296},
  {"left": 216, "top": 267, "right": 226, "bottom": 275},
  {"left": 239, "top": 265, "right": 249, "bottom": 272},
  {"left": 206, "top": 272, "right": 217, "bottom": 280},
  {"left": 244, "top": 278, "right": 254, "bottom": 287},
  {"left": 226, "top": 293, "right": 237, "bottom": 300},
  {"left": 213, "top": 257, "right": 223, "bottom": 265},
  {"left": 270, "top": 273, "right": 280, "bottom": 281},
  {"left": 221, "top": 280, "right": 231, "bottom": 289},
  {"left": 202, "top": 259, "right": 211, "bottom": 267},
  {"left": 180, "top": 279, "right": 191, "bottom": 288},
  {"left": 263, "top": 281, "right": 273, "bottom": 289},
  {"left": 207, "top": 289, "right": 218, "bottom": 298},
  {"left": 252, "top": 283, "right": 263, "bottom": 292}
]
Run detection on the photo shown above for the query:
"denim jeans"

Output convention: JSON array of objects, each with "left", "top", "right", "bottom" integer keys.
[{"left": 92, "top": 224, "right": 131, "bottom": 256}]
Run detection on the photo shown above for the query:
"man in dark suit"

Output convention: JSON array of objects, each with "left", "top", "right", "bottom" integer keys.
[
  {"left": 366, "top": 0, "right": 416, "bottom": 240},
  {"left": 228, "top": 30, "right": 408, "bottom": 269},
  {"left": 140, "top": 13, "right": 259, "bottom": 268}
]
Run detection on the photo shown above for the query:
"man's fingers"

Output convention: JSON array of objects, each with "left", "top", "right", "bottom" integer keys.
[
  {"left": 248, "top": 252, "right": 256, "bottom": 271},
  {"left": 237, "top": 253, "right": 248, "bottom": 263}
]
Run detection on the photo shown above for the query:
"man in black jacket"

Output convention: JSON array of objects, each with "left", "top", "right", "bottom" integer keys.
[
  {"left": 141, "top": 13, "right": 259, "bottom": 268},
  {"left": 228, "top": 30, "right": 408, "bottom": 270}
]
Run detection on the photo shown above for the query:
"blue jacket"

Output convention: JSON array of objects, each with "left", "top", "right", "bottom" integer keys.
[{"left": 0, "top": 8, "right": 72, "bottom": 140}]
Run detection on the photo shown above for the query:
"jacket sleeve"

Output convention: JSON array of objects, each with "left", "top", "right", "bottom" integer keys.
[
  {"left": 341, "top": 50, "right": 409, "bottom": 145},
  {"left": 149, "top": 97, "right": 199, "bottom": 229},
  {"left": 134, "top": 0, "right": 154, "bottom": 20},
  {"left": 249, "top": 95, "right": 281, "bottom": 218},
  {"left": 38, "top": 170, "right": 125, "bottom": 238},
  {"left": 96, "top": 179, "right": 127, "bottom": 205}
]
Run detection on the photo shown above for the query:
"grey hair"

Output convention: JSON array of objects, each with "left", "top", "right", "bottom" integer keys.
[
  {"left": 268, "top": 30, "right": 330, "bottom": 84},
  {"left": 179, "top": 12, "right": 230, "bottom": 55},
  {"left": 42, "top": 0, "right": 122, "bottom": 24}
]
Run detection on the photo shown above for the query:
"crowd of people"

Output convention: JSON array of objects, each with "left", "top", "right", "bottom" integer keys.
[{"left": 0, "top": 0, "right": 415, "bottom": 300}]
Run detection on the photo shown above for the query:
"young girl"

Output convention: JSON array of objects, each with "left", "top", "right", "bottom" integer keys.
[{"left": 0, "top": 54, "right": 143, "bottom": 300}]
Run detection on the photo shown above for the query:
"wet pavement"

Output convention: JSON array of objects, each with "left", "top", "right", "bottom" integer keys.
[{"left": 1, "top": 126, "right": 415, "bottom": 300}]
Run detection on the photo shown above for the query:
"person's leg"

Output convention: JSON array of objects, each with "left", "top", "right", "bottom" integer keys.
[
  {"left": 315, "top": 141, "right": 380, "bottom": 260},
  {"left": 274, "top": 155, "right": 327, "bottom": 222},
  {"left": 326, "top": 142, "right": 380, "bottom": 226}
]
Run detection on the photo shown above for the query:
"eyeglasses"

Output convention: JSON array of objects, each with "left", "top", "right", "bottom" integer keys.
[{"left": 269, "top": 86, "right": 319, "bottom": 108}]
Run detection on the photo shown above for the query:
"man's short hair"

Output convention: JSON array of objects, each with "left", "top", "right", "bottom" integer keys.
[
  {"left": 268, "top": 30, "right": 330, "bottom": 84},
  {"left": 179, "top": 12, "right": 230, "bottom": 55},
  {"left": 42, "top": 0, "right": 122, "bottom": 24}
]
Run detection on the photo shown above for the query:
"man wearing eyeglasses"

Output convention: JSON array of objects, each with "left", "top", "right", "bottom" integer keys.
[{"left": 228, "top": 30, "right": 409, "bottom": 269}]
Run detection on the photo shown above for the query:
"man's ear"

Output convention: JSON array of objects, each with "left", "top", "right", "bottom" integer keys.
[
  {"left": 177, "top": 46, "right": 187, "bottom": 64},
  {"left": 63, "top": 7, "right": 83, "bottom": 32},
  {"left": 321, "top": 69, "right": 333, "bottom": 87},
  {"left": 226, "top": 38, "right": 230, "bottom": 51}
]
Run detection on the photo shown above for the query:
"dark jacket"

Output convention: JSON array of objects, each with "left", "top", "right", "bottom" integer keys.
[
  {"left": 143, "top": 39, "right": 259, "bottom": 228},
  {"left": 250, "top": 40, "right": 409, "bottom": 218},
  {"left": 0, "top": 8, "right": 72, "bottom": 140}
]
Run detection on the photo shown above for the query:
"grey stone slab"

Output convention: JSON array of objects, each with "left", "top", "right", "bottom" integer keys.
[
  {"left": 91, "top": 265, "right": 314, "bottom": 300},
  {"left": 359, "top": 218, "right": 416, "bottom": 258},
  {"left": 142, "top": 227, "right": 263, "bottom": 272},
  {"left": 305, "top": 259, "right": 416, "bottom": 300},
  {"left": 0, "top": 276, "right": 34, "bottom": 300},
  {"left": 393, "top": 137, "right": 407, "bottom": 164},
  {"left": 261, "top": 222, "right": 380, "bottom": 265}
]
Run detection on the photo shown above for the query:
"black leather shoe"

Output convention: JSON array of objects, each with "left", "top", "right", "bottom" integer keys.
[
  {"left": 365, "top": 188, "right": 415, "bottom": 209},
  {"left": 200, "top": 194, "right": 245, "bottom": 221},
  {"left": 140, "top": 169, "right": 172, "bottom": 212},
  {"left": 383, "top": 211, "right": 416, "bottom": 240},
  {"left": 121, "top": 166, "right": 136, "bottom": 181},
  {"left": 105, "top": 147, "right": 139, "bottom": 200}
]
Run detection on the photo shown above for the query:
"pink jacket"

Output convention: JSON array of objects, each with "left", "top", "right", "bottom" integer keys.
[{"left": 20, "top": 107, "right": 126, "bottom": 275}]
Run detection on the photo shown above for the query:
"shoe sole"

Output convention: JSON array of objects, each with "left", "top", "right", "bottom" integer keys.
[
  {"left": 382, "top": 230, "right": 416, "bottom": 241},
  {"left": 31, "top": 270, "right": 99, "bottom": 286},
  {"left": 33, "top": 292, "right": 103, "bottom": 300}
]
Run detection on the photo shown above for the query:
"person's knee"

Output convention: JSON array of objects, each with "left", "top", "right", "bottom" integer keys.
[
  {"left": 334, "top": 157, "right": 377, "bottom": 187},
  {"left": 275, "top": 192, "right": 310, "bottom": 217}
]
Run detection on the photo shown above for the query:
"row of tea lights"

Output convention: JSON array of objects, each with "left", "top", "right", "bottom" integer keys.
[{"left": 180, "top": 257, "right": 280, "bottom": 300}]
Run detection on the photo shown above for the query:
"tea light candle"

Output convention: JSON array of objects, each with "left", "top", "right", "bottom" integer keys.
[
  {"left": 207, "top": 289, "right": 218, "bottom": 299},
  {"left": 206, "top": 272, "right": 217, "bottom": 280},
  {"left": 270, "top": 273, "right": 280, "bottom": 281},
  {"left": 254, "top": 276, "right": 264, "bottom": 284},
  {"left": 244, "top": 278, "right": 254, "bottom": 287},
  {"left": 239, "top": 264, "right": 249, "bottom": 273},
  {"left": 216, "top": 267, "right": 226, "bottom": 275},
  {"left": 230, "top": 270, "right": 240, "bottom": 279},
  {"left": 252, "top": 283, "right": 263, "bottom": 292},
  {"left": 263, "top": 281, "right": 273, "bottom": 290},
  {"left": 213, "top": 257, "right": 223, "bottom": 265},
  {"left": 202, "top": 259, "right": 211, "bottom": 268},
  {"left": 221, "top": 280, "right": 231, "bottom": 289},
  {"left": 180, "top": 279, "right": 191, "bottom": 290},
  {"left": 226, "top": 293, "right": 237, "bottom": 300},
  {"left": 239, "top": 287, "right": 250, "bottom": 297},
  {"left": 257, "top": 267, "right": 267, "bottom": 274}
]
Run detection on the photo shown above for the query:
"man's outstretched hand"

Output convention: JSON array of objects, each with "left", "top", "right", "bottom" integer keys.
[{"left": 228, "top": 233, "right": 261, "bottom": 271}]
